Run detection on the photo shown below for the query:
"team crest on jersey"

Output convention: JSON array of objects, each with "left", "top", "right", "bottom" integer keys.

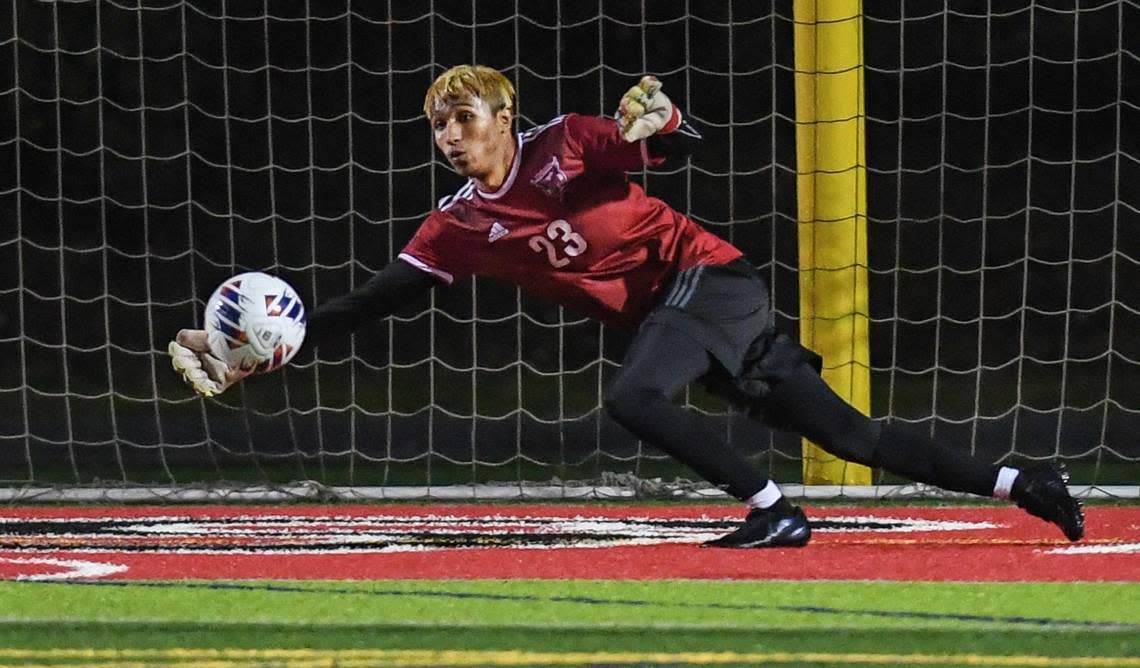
[{"left": 531, "top": 156, "right": 568, "bottom": 198}]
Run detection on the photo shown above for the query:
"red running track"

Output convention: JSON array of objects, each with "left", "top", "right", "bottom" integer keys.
[{"left": 0, "top": 504, "right": 1135, "bottom": 582}]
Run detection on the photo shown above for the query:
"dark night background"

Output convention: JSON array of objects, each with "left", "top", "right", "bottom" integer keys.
[{"left": 0, "top": 0, "right": 1136, "bottom": 489}]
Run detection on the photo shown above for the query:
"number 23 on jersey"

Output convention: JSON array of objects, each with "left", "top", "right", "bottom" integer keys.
[{"left": 528, "top": 219, "right": 587, "bottom": 268}]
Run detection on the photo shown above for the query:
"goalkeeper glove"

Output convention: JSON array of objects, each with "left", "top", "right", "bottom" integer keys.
[
  {"left": 168, "top": 329, "right": 252, "bottom": 397},
  {"left": 616, "top": 75, "right": 682, "bottom": 142}
]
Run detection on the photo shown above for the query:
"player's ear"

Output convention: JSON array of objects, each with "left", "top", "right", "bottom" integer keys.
[{"left": 496, "top": 107, "right": 513, "bottom": 133}]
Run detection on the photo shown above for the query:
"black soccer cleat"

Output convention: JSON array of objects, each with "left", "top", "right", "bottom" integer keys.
[
  {"left": 703, "top": 506, "right": 811, "bottom": 548},
  {"left": 1012, "top": 463, "right": 1085, "bottom": 542}
]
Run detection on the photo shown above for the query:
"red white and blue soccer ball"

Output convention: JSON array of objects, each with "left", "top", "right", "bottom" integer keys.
[{"left": 204, "top": 272, "right": 307, "bottom": 374}]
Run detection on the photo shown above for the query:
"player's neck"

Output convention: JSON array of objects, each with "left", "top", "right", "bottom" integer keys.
[{"left": 474, "top": 135, "right": 518, "bottom": 193}]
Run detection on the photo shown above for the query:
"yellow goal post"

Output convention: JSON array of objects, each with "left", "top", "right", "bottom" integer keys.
[{"left": 794, "top": 0, "right": 872, "bottom": 485}]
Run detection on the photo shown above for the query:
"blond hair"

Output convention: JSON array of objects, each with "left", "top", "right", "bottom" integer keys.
[{"left": 423, "top": 65, "right": 515, "bottom": 118}]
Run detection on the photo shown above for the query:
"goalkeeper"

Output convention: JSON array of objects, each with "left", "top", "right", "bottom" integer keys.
[{"left": 170, "top": 64, "right": 1084, "bottom": 546}]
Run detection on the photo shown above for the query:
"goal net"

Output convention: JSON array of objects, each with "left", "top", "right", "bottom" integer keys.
[{"left": 1, "top": 0, "right": 1136, "bottom": 500}]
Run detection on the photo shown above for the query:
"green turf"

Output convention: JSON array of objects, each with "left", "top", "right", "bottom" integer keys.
[
  {"left": 0, "top": 623, "right": 1135, "bottom": 660},
  {"left": 0, "top": 580, "right": 1136, "bottom": 666}
]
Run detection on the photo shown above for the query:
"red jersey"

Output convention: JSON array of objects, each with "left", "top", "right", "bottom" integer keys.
[{"left": 399, "top": 113, "right": 741, "bottom": 330}]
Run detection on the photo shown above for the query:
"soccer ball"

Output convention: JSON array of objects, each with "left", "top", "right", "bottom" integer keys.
[{"left": 204, "top": 272, "right": 307, "bottom": 373}]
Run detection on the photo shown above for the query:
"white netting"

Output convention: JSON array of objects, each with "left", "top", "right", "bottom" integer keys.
[
  {"left": 0, "top": 0, "right": 1135, "bottom": 497},
  {"left": 863, "top": 1, "right": 1139, "bottom": 487}
]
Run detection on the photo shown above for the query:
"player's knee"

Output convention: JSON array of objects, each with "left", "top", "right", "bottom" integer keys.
[{"left": 603, "top": 380, "right": 665, "bottom": 429}]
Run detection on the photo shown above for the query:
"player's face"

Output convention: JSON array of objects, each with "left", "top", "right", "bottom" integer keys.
[{"left": 431, "top": 96, "right": 514, "bottom": 185}]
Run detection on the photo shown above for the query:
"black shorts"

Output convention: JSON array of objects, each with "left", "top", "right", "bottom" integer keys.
[{"left": 641, "top": 258, "right": 822, "bottom": 409}]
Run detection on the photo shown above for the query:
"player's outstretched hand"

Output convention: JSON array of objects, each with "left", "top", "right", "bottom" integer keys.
[
  {"left": 168, "top": 329, "right": 253, "bottom": 397},
  {"left": 617, "top": 75, "right": 682, "bottom": 142}
]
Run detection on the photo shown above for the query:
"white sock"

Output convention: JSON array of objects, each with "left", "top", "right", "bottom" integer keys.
[
  {"left": 746, "top": 481, "right": 784, "bottom": 510},
  {"left": 993, "top": 466, "right": 1020, "bottom": 499}
]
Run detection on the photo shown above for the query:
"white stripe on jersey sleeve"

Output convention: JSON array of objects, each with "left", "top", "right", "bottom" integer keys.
[
  {"left": 520, "top": 114, "right": 567, "bottom": 141},
  {"left": 398, "top": 253, "right": 455, "bottom": 285},
  {"left": 438, "top": 182, "right": 475, "bottom": 211}
]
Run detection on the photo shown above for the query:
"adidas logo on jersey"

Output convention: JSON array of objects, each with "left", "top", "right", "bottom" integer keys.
[{"left": 488, "top": 221, "right": 509, "bottom": 243}]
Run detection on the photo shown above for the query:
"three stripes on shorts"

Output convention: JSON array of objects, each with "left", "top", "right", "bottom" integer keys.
[{"left": 664, "top": 264, "right": 706, "bottom": 309}]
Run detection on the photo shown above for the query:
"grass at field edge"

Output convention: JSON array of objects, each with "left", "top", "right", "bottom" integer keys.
[
  {"left": 0, "top": 579, "right": 1136, "bottom": 660},
  {"left": 0, "top": 621, "right": 1136, "bottom": 659}
]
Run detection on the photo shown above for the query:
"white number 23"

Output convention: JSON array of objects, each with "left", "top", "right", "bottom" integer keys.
[{"left": 528, "top": 219, "right": 587, "bottom": 269}]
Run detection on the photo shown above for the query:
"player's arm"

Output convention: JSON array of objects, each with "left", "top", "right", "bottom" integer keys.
[
  {"left": 169, "top": 259, "right": 438, "bottom": 397},
  {"left": 572, "top": 76, "right": 700, "bottom": 172},
  {"left": 304, "top": 258, "right": 439, "bottom": 346},
  {"left": 644, "top": 120, "right": 701, "bottom": 162},
  {"left": 617, "top": 75, "right": 702, "bottom": 162}
]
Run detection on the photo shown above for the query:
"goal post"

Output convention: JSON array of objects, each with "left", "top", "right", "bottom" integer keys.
[{"left": 793, "top": 0, "right": 873, "bottom": 485}]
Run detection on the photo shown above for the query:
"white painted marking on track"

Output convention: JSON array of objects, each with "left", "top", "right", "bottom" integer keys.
[
  {"left": 1043, "top": 542, "right": 1140, "bottom": 555},
  {"left": 0, "top": 514, "right": 1007, "bottom": 554},
  {"left": 814, "top": 516, "right": 1000, "bottom": 532},
  {"left": 0, "top": 557, "right": 128, "bottom": 581}
]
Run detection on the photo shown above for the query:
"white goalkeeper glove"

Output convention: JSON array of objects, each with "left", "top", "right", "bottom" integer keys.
[
  {"left": 616, "top": 75, "right": 682, "bottom": 142},
  {"left": 168, "top": 329, "right": 253, "bottom": 398}
]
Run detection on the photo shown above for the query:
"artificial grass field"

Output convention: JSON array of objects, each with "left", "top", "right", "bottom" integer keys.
[{"left": 0, "top": 579, "right": 1136, "bottom": 666}]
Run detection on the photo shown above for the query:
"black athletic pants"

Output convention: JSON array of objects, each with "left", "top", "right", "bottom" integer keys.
[{"left": 605, "top": 323, "right": 1001, "bottom": 501}]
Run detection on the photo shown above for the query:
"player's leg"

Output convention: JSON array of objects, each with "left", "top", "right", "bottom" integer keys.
[
  {"left": 604, "top": 322, "right": 810, "bottom": 548},
  {"left": 604, "top": 322, "right": 761, "bottom": 499},
  {"left": 762, "top": 361, "right": 1084, "bottom": 541},
  {"left": 763, "top": 361, "right": 994, "bottom": 494}
]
